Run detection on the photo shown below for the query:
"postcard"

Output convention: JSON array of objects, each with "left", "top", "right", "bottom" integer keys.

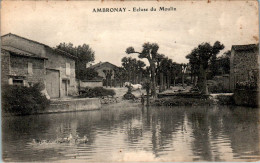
[{"left": 1, "top": 0, "right": 259, "bottom": 162}]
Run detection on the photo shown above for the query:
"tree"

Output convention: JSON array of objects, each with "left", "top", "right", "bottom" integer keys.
[
  {"left": 171, "top": 62, "right": 181, "bottom": 87},
  {"left": 103, "top": 70, "right": 113, "bottom": 88},
  {"left": 126, "top": 43, "right": 160, "bottom": 97},
  {"left": 114, "top": 67, "right": 127, "bottom": 87},
  {"left": 78, "top": 68, "right": 99, "bottom": 80},
  {"left": 121, "top": 57, "right": 132, "bottom": 82},
  {"left": 155, "top": 54, "right": 166, "bottom": 92},
  {"left": 216, "top": 50, "right": 231, "bottom": 75},
  {"left": 180, "top": 63, "right": 188, "bottom": 88},
  {"left": 56, "top": 43, "right": 95, "bottom": 80},
  {"left": 187, "top": 41, "right": 224, "bottom": 94},
  {"left": 121, "top": 57, "right": 146, "bottom": 84},
  {"left": 186, "top": 48, "right": 200, "bottom": 85},
  {"left": 160, "top": 57, "right": 173, "bottom": 90},
  {"left": 137, "top": 60, "right": 146, "bottom": 83}
]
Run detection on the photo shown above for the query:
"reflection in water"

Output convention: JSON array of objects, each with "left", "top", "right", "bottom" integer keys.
[{"left": 2, "top": 102, "right": 260, "bottom": 162}]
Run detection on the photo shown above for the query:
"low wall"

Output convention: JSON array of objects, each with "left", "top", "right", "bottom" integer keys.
[
  {"left": 79, "top": 80, "right": 103, "bottom": 88},
  {"left": 40, "top": 98, "right": 101, "bottom": 113},
  {"left": 233, "top": 89, "right": 259, "bottom": 107}
]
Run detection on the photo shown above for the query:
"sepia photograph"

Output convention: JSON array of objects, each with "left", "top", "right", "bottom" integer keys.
[{"left": 1, "top": 0, "right": 259, "bottom": 162}]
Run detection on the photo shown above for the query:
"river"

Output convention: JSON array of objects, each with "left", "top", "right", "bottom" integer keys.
[{"left": 2, "top": 102, "right": 260, "bottom": 162}]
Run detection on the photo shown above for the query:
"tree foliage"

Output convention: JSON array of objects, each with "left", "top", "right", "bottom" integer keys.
[
  {"left": 121, "top": 56, "right": 146, "bottom": 83},
  {"left": 78, "top": 68, "right": 99, "bottom": 80},
  {"left": 186, "top": 41, "right": 225, "bottom": 94},
  {"left": 216, "top": 50, "right": 231, "bottom": 74},
  {"left": 126, "top": 42, "right": 160, "bottom": 97}
]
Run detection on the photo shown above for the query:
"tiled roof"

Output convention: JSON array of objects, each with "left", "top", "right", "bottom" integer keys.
[
  {"left": 1, "top": 46, "right": 47, "bottom": 59},
  {"left": 232, "top": 44, "right": 259, "bottom": 51},
  {"left": 54, "top": 49, "right": 77, "bottom": 59},
  {"left": 88, "top": 62, "right": 118, "bottom": 69},
  {"left": 1, "top": 33, "right": 76, "bottom": 60}
]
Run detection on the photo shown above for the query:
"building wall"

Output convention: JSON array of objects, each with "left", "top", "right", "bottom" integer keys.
[
  {"left": 230, "top": 48, "right": 259, "bottom": 91},
  {"left": 45, "top": 48, "right": 77, "bottom": 96},
  {"left": 1, "top": 51, "right": 45, "bottom": 87},
  {"left": 1, "top": 34, "right": 46, "bottom": 58},
  {"left": 2, "top": 34, "right": 78, "bottom": 97},
  {"left": 9, "top": 55, "right": 45, "bottom": 85},
  {"left": 79, "top": 80, "right": 103, "bottom": 88},
  {"left": 1, "top": 51, "right": 11, "bottom": 86}
]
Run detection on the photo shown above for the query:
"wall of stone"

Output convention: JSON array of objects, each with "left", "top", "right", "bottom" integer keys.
[
  {"left": 1, "top": 34, "right": 78, "bottom": 97},
  {"left": 79, "top": 80, "right": 103, "bottom": 88},
  {"left": 45, "top": 48, "right": 78, "bottom": 96},
  {"left": 1, "top": 51, "right": 10, "bottom": 86},
  {"left": 9, "top": 55, "right": 45, "bottom": 85},
  {"left": 230, "top": 48, "right": 259, "bottom": 91},
  {"left": 43, "top": 98, "right": 101, "bottom": 113}
]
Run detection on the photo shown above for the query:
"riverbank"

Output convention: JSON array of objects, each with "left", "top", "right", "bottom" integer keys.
[
  {"left": 46, "top": 97, "right": 101, "bottom": 113},
  {"left": 3, "top": 97, "right": 101, "bottom": 116}
]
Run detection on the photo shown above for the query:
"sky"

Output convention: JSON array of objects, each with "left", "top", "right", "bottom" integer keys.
[{"left": 1, "top": 0, "right": 259, "bottom": 66}]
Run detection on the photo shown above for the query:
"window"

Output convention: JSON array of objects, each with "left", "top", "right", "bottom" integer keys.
[
  {"left": 28, "top": 62, "right": 33, "bottom": 75},
  {"left": 8, "top": 78, "right": 13, "bottom": 85},
  {"left": 66, "top": 63, "right": 70, "bottom": 76},
  {"left": 13, "top": 79, "right": 23, "bottom": 86}
]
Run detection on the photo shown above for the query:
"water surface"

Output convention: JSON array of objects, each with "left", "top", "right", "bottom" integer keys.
[{"left": 2, "top": 102, "right": 260, "bottom": 162}]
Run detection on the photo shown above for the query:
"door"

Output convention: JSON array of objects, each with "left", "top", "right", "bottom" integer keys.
[
  {"left": 61, "top": 80, "right": 68, "bottom": 97},
  {"left": 46, "top": 69, "right": 60, "bottom": 98}
]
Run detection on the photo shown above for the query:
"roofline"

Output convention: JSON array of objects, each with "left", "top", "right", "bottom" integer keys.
[
  {"left": 231, "top": 44, "right": 259, "bottom": 51},
  {"left": 1, "top": 33, "right": 50, "bottom": 48},
  {"left": 54, "top": 48, "right": 78, "bottom": 60},
  {"left": 2, "top": 33, "right": 77, "bottom": 60},
  {"left": 1, "top": 45, "right": 49, "bottom": 59},
  {"left": 89, "top": 61, "right": 119, "bottom": 69},
  {"left": 1, "top": 49, "right": 48, "bottom": 60}
]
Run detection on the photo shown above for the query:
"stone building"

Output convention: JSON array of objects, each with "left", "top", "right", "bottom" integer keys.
[
  {"left": 1, "top": 46, "right": 47, "bottom": 87},
  {"left": 1, "top": 33, "right": 78, "bottom": 98},
  {"left": 88, "top": 62, "right": 118, "bottom": 79},
  {"left": 229, "top": 44, "right": 259, "bottom": 91}
]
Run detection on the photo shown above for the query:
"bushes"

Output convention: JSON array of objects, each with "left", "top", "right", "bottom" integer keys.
[
  {"left": 2, "top": 83, "right": 50, "bottom": 115},
  {"left": 154, "top": 97, "right": 214, "bottom": 106},
  {"left": 216, "top": 95, "right": 234, "bottom": 105},
  {"left": 208, "top": 82, "right": 231, "bottom": 93},
  {"left": 79, "top": 87, "right": 115, "bottom": 98},
  {"left": 236, "top": 81, "right": 258, "bottom": 90}
]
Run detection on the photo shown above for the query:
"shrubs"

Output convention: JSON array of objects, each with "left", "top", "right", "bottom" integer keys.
[
  {"left": 123, "top": 93, "right": 135, "bottom": 100},
  {"left": 154, "top": 97, "right": 214, "bottom": 106},
  {"left": 79, "top": 87, "right": 115, "bottom": 98},
  {"left": 216, "top": 95, "right": 234, "bottom": 105},
  {"left": 123, "top": 85, "right": 135, "bottom": 100},
  {"left": 208, "top": 83, "right": 231, "bottom": 93},
  {"left": 2, "top": 83, "right": 50, "bottom": 115},
  {"left": 236, "top": 81, "right": 258, "bottom": 90}
]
